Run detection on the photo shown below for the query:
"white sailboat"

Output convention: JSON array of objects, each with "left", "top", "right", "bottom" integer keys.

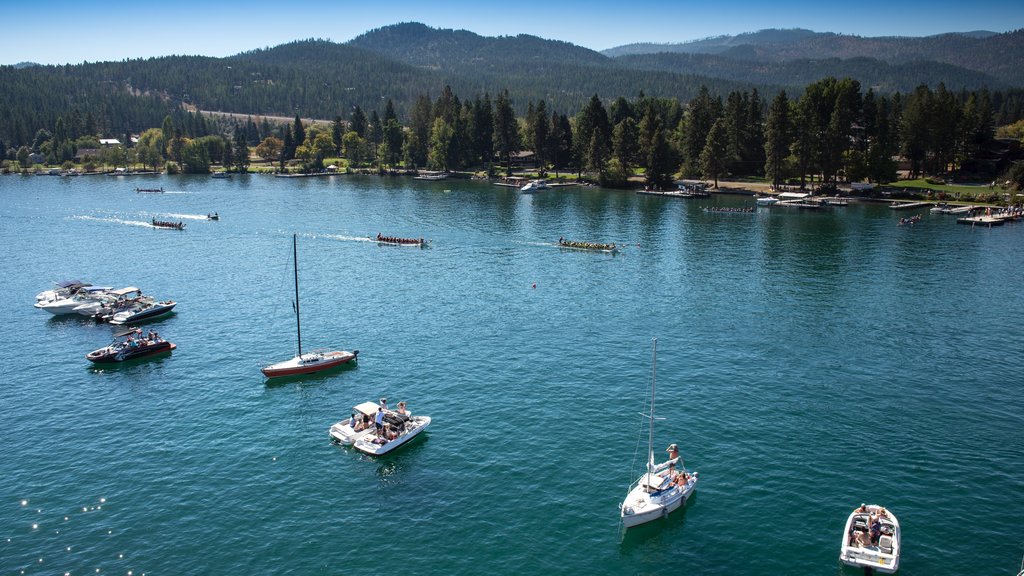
[
  {"left": 261, "top": 234, "right": 357, "bottom": 378},
  {"left": 619, "top": 338, "right": 698, "bottom": 528}
]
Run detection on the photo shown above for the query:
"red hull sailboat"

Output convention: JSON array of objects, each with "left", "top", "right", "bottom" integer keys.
[{"left": 261, "top": 235, "right": 357, "bottom": 378}]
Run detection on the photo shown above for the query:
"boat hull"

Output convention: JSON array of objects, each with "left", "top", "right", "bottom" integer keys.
[
  {"left": 352, "top": 416, "right": 430, "bottom": 456},
  {"left": 261, "top": 349, "right": 357, "bottom": 378},
  {"left": 620, "top": 474, "right": 698, "bottom": 528},
  {"left": 109, "top": 302, "right": 176, "bottom": 325},
  {"left": 86, "top": 342, "right": 176, "bottom": 363},
  {"left": 839, "top": 505, "right": 900, "bottom": 574}
]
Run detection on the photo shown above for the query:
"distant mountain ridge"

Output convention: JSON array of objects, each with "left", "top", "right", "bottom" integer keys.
[
  {"left": 2, "top": 22, "right": 1022, "bottom": 148},
  {"left": 602, "top": 28, "right": 1024, "bottom": 85}
]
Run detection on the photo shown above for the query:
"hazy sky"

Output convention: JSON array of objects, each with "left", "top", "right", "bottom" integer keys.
[{"left": 4, "top": 0, "right": 1022, "bottom": 65}]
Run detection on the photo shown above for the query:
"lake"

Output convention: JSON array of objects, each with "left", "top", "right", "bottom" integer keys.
[{"left": 1, "top": 173, "right": 1022, "bottom": 574}]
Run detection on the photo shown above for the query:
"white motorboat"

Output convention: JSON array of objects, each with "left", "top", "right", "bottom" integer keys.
[
  {"left": 521, "top": 179, "right": 550, "bottom": 193},
  {"left": 839, "top": 504, "right": 901, "bottom": 574},
  {"left": 36, "top": 279, "right": 90, "bottom": 304},
  {"left": 329, "top": 401, "right": 389, "bottom": 445},
  {"left": 620, "top": 338, "right": 698, "bottom": 528},
  {"left": 34, "top": 286, "right": 112, "bottom": 315},
  {"left": 108, "top": 297, "right": 177, "bottom": 325},
  {"left": 352, "top": 402, "right": 430, "bottom": 456},
  {"left": 755, "top": 195, "right": 779, "bottom": 206},
  {"left": 261, "top": 235, "right": 357, "bottom": 378},
  {"left": 91, "top": 287, "right": 144, "bottom": 321}
]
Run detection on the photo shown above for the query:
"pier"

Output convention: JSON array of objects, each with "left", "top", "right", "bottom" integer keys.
[{"left": 889, "top": 201, "right": 933, "bottom": 210}]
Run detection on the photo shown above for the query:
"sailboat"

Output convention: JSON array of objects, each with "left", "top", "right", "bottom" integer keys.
[
  {"left": 619, "top": 338, "right": 698, "bottom": 528},
  {"left": 261, "top": 234, "right": 358, "bottom": 378}
]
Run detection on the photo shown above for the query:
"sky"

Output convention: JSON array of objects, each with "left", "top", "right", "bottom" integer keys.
[{"left": 3, "top": 0, "right": 1023, "bottom": 65}]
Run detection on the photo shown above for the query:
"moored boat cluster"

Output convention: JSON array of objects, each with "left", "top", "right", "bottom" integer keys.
[{"left": 34, "top": 280, "right": 177, "bottom": 363}]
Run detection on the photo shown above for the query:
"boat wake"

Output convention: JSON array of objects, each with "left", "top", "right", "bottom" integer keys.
[
  {"left": 70, "top": 215, "right": 153, "bottom": 228},
  {"left": 316, "top": 233, "right": 377, "bottom": 243},
  {"left": 161, "top": 213, "right": 209, "bottom": 221}
]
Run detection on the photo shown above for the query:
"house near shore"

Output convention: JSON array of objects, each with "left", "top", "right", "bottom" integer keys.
[{"left": 98, "top": 138, "right": 121, "bottom": 147}]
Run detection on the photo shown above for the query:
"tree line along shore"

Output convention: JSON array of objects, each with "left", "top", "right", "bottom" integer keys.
[{"left": 3, "top": 77, "right": 1023, "bottom": 204}]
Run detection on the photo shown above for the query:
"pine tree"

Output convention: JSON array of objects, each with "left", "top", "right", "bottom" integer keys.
[
  {"left": 764, "top": 91, "right": 793, "bottom": 188},
  {"left": 699, "top": 118, "right": 727, "bottom": 188}
]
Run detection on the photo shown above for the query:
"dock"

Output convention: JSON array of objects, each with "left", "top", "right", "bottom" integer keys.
[
  {"left": 889, "top": 201, "right": 933, "bottom": 210},
  {"left": 637, "top": 189, "right": 710, "bottom": 198}
]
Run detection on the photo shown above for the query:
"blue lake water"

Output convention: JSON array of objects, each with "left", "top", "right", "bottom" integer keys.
[{"left": 1, "top": 174, "right": 1022, "bottom": 574}]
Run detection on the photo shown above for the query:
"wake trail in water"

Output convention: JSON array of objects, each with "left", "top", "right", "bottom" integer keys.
[
  {"left": 161, "top": 213, "right": 210, "bottom": 221},
  {"left": 70, "top": 215, "right": 153, "bottom": 228},
  {"left": 310, "top": 233, "right": 376, "bottom": 243}
]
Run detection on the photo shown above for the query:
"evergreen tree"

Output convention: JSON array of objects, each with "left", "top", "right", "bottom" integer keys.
[
  {"left": 529, "top": 100, "right": 549, "bottom": 173},
  {"left": 575, "top": 94, "right": 611, "bottom": 175},
  {"left": 764, "top": 91, "right": 793, "bottom": 188},
  {"left": 493, "top": 90, "right": 518, "bottom": 176},
  {"left": 612, "top": 117, "right": 639, "bottom": 175},
  {"left": 331, "top": 115, "right": 344, "bottom": 156},
  {"left": 233, "top": 127, "right": 250, "bottom": 171},
  {"left": 407, "top": 94, "right": 433, "bottom": 168},
  {"left": 350, "top": 106, "right": 367, "bottom": 138},
  {"left": 469, "top": 94, "right": 494, "bottom": 168},
  {"left": 646, "top": 122, "right": 676, "bottom": 190},
  {"left": 699, "top": 118, "right": 728, "bottom": 188}
]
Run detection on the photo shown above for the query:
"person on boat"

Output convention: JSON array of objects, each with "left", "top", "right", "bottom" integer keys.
[
  {"left": 666, "top": 443, "right": 679, "bottom": 476},
  {"left": 870, "top": 515, "right": 882, "bottom": 545},
  {"left": 348, "top": 412, "right": 357, "bottom": 430},
  {"left": 379, "top": 397, "right": 388, "bottom": 411},
  {"left": 374, "top": 407, "right": 385, "bottom": 436},
  {"left": 396, "top": 401, "right": 409, "bottom": 417}
]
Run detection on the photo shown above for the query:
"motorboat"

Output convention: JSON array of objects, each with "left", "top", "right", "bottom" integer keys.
[
  {"left": 261, "top": 234, "right": 358, "bottom": 379},
  {"left": 520, "top": 179, "right": 550, "bottom": 193},
  {"left": 755, "top": 195, "right": 779, "bottom": 206},
  {"left": 34, "top": 286, "right": 112, "bottom": 315},
  {"left": 413, "top": 171, "right": 448, "bottom": 181},
  {"left": 839, "top": 504, "right": 901, "bottom": 574},
  {"left": 211, "top": 172, "right": 231, "bottom": 179},
  {"left": 91, "top": 287, "right": 143, "bottom": 322},
  {"left": 86, "top": 327, "right": 176, "bottom": 363},
  {"left": 36, "top": 279, "right": 90, "bottom": 304},
  {"left": 329, "top": 401, "right": 389, "bottom": 445},
  {"left": 207, "top": 212, "right": 220, "bottom": 220},
  {"left": 108, "top": 297, "right": 177, "bottom": 325},
  {"left": 352, "top": 402, "right": 430, "bottom": 456},
  {"left": 620, "top": 338, "right": 698, "bottom": 528}
]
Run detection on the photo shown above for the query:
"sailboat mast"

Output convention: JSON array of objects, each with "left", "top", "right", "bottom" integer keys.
[
  {"left": 293, "top": 234, "right": 302, "bottom": 356},
  {"left": 648, "top": 337, "right": 657, "bottom": 473}
]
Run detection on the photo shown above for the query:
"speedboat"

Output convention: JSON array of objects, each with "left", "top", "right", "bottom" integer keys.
[
  {"left": 839, "top": 504, "right": 901, "bottom": 574},
  {"left": 329, "top": 401, "right": 390, "bottom": 445},
  {"left": 756, "top": 195, "right": 779, "bottom": 206},
  {"left": 35, "top": 286, "right": 112, "bottom": 315},
  {"left": 36, "top": 280, "right": 90, "bottom": 304},
  {"left": 352, "top": 404, "right": 430, "bottom": 456},
  {"left": 108, "top": 297, "right": 177, "bottom": 325},
  {"left": 86, "top": 327, "right": 176, "bottom": 363},
  {"left": 91, "top": 287, "right": 144, "bottom": 322},
  {"left": 520, "top": 179, "right": 550, "bottom": 193}
]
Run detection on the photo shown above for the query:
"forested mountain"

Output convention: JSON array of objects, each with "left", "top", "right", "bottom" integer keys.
[
  {"left": 603, "top": 28, "right": 825, "bottom": 57},
  {"left": 2, "top": 22, "right": 1024, "bottom": 151},
  {"left": 605, "top": 28, "right": 1024, "bottom": 85},
  {"left": 614, "top": 53, "right": 1006, "bottom": 93}
]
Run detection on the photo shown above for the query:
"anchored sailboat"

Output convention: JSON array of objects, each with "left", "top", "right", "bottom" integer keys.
[
  {"left": 261, "top": 234, "right": 357, "bottom": 378},
  {"left": 619, "top": 338, "right": 698, "bottom": 528}
]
